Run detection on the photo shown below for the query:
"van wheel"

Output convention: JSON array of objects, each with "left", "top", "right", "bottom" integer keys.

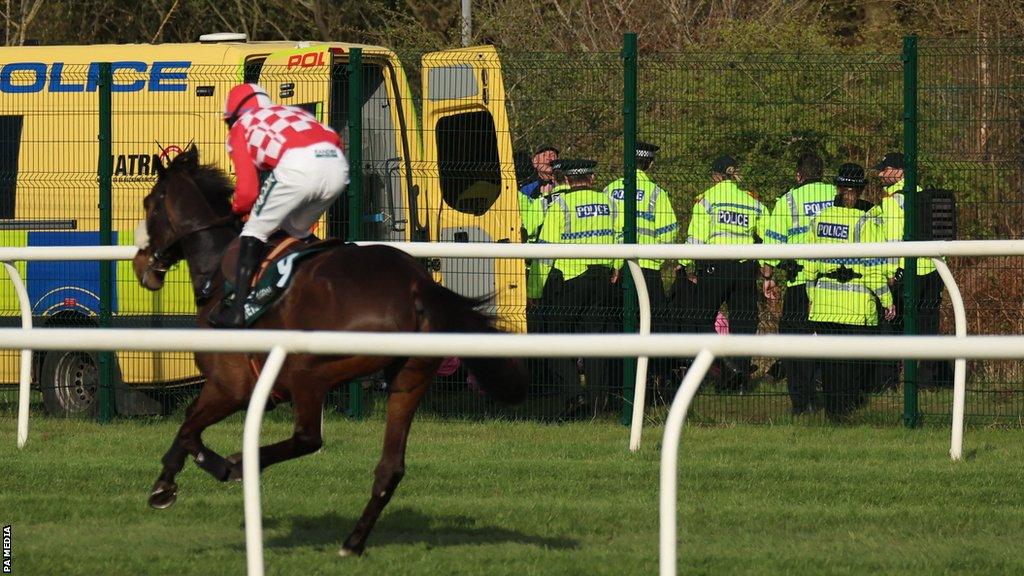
[{"left": 40, "top": 351, "right": 101, "bottom": 417}]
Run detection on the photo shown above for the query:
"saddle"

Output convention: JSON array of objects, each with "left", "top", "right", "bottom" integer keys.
[
  {"left": 219, "top": 231, "right": 347, "bottom": 326},
  {"left": 220, "top": 231, "right": 319, "bottom": 285}
]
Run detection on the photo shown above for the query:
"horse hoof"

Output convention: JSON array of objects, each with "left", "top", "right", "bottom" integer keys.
[
  {"left": 148, "top": 481, "right": 178, "bottom": 510},
  {"left": 338, "top": 546, "right": 363, "bottom": 558}
]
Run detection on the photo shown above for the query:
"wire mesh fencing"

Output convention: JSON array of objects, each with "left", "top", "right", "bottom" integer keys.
[{"left": 0, "top": 39, "right": 1021, "bottom": 427}]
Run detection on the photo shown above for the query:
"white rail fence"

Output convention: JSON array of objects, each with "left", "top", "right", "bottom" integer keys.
[
  {"left": 3, "top": 241, "right": 1024, "bottom": 576},
  {"left": 4, "top": 240, "right": 1023, "bottom": 453}
]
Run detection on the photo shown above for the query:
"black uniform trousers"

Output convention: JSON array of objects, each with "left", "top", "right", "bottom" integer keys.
[
  {"left": 642, "top": 266, "right": 678, "bottom": 381},
  {"left": 882, "top": 270, "right": 952, "bottom": 388},
  {"left": 545, "top": 266, "right": 618, "bottom": 402},
  {"left": 692, "top": 259, "right": 759, "bottom": 385},
  {"left": 811, "top": 322, "right": 880, "bottom": 421},
  {"left": 779, "top": 284, "right": 816, "bottom": 414}
]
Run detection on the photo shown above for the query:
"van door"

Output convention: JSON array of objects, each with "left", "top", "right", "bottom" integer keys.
[
  {"left": 260, "top": 46, "right": 413, "bottom": 243},
  {"left": 420, "top": 46, "right": 524, "bottom": 327},
  {"left": 323, "top": 50, "right": 413, "bottom": 242}
]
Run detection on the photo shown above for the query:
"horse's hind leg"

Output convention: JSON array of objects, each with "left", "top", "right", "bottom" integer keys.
[
  {"left": 148, "top": 381, "right": 244, "bottom": 509},
  {"left": 225, "top": 383, "right": 330, "bottom": 481},
  {"left": 340, "top": 358, "right": 438, "bottom": 557}
]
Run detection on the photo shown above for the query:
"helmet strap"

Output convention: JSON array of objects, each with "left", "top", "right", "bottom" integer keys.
[{"left": 227, "top": 90, "right": 269, "bottom": 126}]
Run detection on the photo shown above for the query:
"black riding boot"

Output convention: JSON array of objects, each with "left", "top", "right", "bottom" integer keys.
[{"left": 208, "top": 236, "right": 265, "bottom": 328}]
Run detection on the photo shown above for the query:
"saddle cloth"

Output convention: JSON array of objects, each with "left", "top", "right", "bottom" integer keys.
[{"left": 220, "top": 232, "right": 344, "bottom": 326}]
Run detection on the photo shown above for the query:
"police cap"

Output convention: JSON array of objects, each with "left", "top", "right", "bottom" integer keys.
[
  {"left": 873, "top": 151, "right": 904, "bottom": 171},
  {"left": 534, "top": 144, "right": 560, "bottom": 156},
  {"left": 559, "top": 159, "right": 597, "bottom": 177},
  {"left": 550, "top": 159, "right": 566, "bottom": 172},
  {"left": 711, "top": 154, "right": 739, "bottom": 174},
  {"left": 834, "top": 162, "right": 868, "bottom": 188},
  {"left": 636, "top": 141, "right": 660, "bottom": 159}
]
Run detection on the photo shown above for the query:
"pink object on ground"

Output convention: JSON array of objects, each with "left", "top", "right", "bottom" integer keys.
[
  {"left": 437, "top": 356, "right": 461, "bottom": 376},
  {"left": 715, "top": 312, "right": 730, "bottom": 335}
]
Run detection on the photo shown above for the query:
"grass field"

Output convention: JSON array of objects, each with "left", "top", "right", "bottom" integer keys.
[{"left": 2, "top": 413, "right": 1024, "bottom": 575}]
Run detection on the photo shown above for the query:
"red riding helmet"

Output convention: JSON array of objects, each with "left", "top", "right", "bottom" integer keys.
[{"left": 223, "top": 83, "right": 272, "bottom": 127}]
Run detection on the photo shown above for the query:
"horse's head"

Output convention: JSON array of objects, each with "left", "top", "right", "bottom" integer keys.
[{"left": 132, "top": 145, "right": 236, "bottom": 290}]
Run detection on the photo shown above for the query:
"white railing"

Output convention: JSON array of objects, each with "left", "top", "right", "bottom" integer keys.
[
  {"left": 4, "top": 240, "right": 1021, "bottom": 454},
  {"left": 3, "top": 329, "right": 1024, "bottom": 576}
]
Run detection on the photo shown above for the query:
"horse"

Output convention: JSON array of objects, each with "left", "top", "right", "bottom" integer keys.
[{"left": 131, "top": 145, "right": 529, "bottom": 557}]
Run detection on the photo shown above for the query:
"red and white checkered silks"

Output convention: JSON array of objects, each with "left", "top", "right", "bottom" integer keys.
[{"left": 228, "top": 106, "right": 340, "bottom": 171}]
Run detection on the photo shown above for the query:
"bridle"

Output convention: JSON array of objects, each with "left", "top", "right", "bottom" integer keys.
[
  {"left": 142, "top": 185, "right": 240, "bottom": 294},
  {"left": 147, "top": 214, "right": 238, "bottom": 269}
]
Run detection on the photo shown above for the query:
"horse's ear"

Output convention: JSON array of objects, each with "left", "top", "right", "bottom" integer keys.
[
  {"left": 181, "top": 144, "right": 199, "bottom": 171},
  {"left": 154, "top": 155, "right": 167, "bottom": 180}
]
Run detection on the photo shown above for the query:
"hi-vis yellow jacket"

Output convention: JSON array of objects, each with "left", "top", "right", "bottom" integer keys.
[
  {"left": 869, "top": 179, "right": 935, "bottom": 277},
  {"left": 683, "top": 180, "right": 767, "bottom": 266},
  {"left": 805, "top": 205, "right": 893, "bottom": 326},
  {"left": 604, "top": 169, "right": 679, "bottom": 270},
  {"left": 537, "top": 186, "right": 619, "bottom": 282},
  {"left": 763, "top": 181, "right": 836, "bottom": 286}
]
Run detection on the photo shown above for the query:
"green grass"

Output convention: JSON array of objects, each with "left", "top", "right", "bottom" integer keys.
[{"left": 2, "top": 414, "right": 1024, "bottom": 575}]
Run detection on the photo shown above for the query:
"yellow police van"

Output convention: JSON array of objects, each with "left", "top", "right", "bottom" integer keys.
[{"left": 0, "top": 35, "right": 523, "bottom": 415}]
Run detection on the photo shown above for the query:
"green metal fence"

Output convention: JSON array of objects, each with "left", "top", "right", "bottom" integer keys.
[
  {"left": 0, "top": 36, "right": 1022, "bottom": 427},
  {"left": 916, "top": 39, "right": 1024, "bottom": 425}
]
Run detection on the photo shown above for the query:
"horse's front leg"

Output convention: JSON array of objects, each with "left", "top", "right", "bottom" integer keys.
[
  {"left": 149, "top": 382, "right": 244, "bottom": 509},
  {"left": 225, "top": 384, "right": 330, "bottom": 481},
  {"left": 340, "top": 360, "right": 435, "bottom": 557},
  {"left": 148, "top": 435, "right": 187, "bottom": 509}
]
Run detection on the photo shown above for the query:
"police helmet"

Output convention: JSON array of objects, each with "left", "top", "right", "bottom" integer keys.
[{"left": 834, "top": 163, "right": 868, "bottom": 188}]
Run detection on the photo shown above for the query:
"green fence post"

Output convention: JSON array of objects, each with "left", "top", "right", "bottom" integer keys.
[
  {"left": 902, "top": 36, "right": 920, "bottom": 428},
  {"left": 620, "top": 33, "right": 639, "bottom": 426},
  {"left": 347, "top": 49, "right": 365, "bottom": 420},
  {"left": 97, "top": 62, "right": 115, "bottom": 423}
]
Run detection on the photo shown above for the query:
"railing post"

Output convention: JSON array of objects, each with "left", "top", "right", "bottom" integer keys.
[
  {"left": 98, "top": 62, "right": 115, "bottom": 423},
  {"left": 620, "top": 32, "right": 639, "bottom": 426},
  {"left": 346, "top": 48, "right": 365, "bottom": 420},
  {"left": 902, "top": 36, "right": 920, "bottom": 428}
]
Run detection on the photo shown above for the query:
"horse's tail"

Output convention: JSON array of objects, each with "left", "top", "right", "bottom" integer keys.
[{"left": 414, "top": 281, "right": 529, "bottom": 405}]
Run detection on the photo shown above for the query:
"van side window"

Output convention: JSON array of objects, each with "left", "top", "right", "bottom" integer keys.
[
  {"left": 435, "top": 111, "right": 500, "bottom": 216},
  {"left": 294, "top": 102, "right": 320, "bottom": 118},
  {"left": 244, "top": 58, "right": 266, "bottom": 84},
  {"left": 0, "top": 115, "right": 23, "bottom": 219}
]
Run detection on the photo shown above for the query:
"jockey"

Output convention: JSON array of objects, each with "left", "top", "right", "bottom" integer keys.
[{"left": 208, "top": 83, "right": 349, "bottom": 328}]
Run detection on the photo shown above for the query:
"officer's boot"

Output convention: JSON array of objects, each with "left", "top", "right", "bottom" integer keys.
[{"left": 208, "top": 236, "right": 265, "bottom": 328}]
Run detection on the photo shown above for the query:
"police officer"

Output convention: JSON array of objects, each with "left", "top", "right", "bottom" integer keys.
[
  {"left": 521, "top": 146, "right": 560, "bottom": 328},
  {"left": 683, "top": 155, "right": 768, "bottom": 390},
  {"left": 527, "top": 159, "right": 569, "bottom": 389},
  {"left": 604, "top": 141, "right": 682, "bottom": 383},
  {"left": 870, "top": 151, "right": 951, "bottom": 388},
  {"left": 529, "top": 158, "right": 571, "bottom": 303},
  {"left": 519, "top": 145, "right": 560, "bottom": 244},
  {"left": 763, "top": 152, "right": 836, "bottom": 414},
  {"left": 538, "top": 159, "right": 619, "bottom": 415},
  {"left": 805, "top": 163, "right": 896, "bottom": 421}
]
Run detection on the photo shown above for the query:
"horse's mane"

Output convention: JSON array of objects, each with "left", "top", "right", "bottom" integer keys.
[
  {"left": 191, "top": 164, "right": 235, "bottom": 215},
  {"left": 165, "top": 150, "right": 234, "bottom": 216}
]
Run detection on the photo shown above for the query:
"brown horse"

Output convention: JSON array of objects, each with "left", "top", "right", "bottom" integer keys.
[{"left": 132, "top": 145, "right": 528, "bottom": 556}]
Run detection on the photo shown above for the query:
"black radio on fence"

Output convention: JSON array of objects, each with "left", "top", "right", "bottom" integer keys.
[{"left": 917, "top": 188, "right": 957, "bottom": 241}]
